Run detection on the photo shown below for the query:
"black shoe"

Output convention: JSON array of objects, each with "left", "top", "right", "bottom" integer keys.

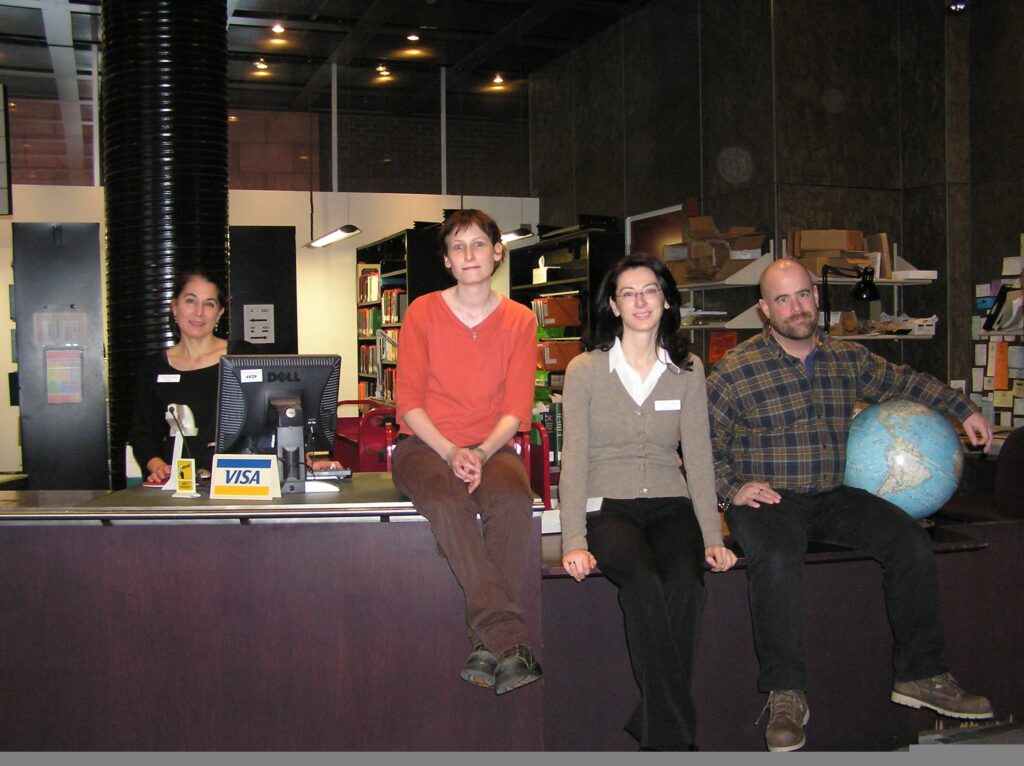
[
  {"left": 460, "top": 645, "right": 497, "bottom": 688},
  {"left": 493, "top": 644, "right": 543, "bottom": 695}
]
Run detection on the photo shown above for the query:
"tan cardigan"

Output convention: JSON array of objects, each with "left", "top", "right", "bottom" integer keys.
[{"left": 558, "top": 349, "right": 722, "bottom": 554}]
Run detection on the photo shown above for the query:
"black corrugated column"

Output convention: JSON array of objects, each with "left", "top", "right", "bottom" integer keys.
[{"left": 102, "top": 0, "right": 229, "bottom": 488}]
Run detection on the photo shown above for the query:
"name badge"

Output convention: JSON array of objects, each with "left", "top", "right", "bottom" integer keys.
[
  {"left": 655, "top": 399, "right": 681, "bottom": 411},
  {"left": 157, "top": 374, "right": 181, "bottom": 383}
]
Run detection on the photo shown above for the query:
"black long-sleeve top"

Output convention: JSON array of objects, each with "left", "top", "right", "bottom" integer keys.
[{"left": 129, "top": 341, "right": 258, "bottom": 473}]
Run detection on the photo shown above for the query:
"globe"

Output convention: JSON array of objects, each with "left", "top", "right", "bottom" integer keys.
[{"left": 844, "top": 399, "right": 964, "bottom": 520}]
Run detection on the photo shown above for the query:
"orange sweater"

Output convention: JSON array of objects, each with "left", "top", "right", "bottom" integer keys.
[{"left": 395, "top": 292, "right": 537, "bottom": 445}]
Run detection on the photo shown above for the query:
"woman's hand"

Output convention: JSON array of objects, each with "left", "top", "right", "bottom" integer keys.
[
  {"left": 562, "top": 549, "right": 597, "bottom": 582},
  {"left": 705, "top": 544, "right": 737, "bottom": 573},
  {"left": 145, "top": 458, "right": 171, "bottom": 484},
  {"left": 448, "top": 446, "right": 484, "bottom": 493}
]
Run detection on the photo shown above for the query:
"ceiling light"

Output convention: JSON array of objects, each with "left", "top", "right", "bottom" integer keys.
[
  {"left": 947, "top": 1, "right": 968, "bottom": 12},
  {"left": 501, "top": 225, "right": 534, "bottom": 244},
  {"left": 407, "top": 34, "right": 420, "bottom": 41},
  {"left": 272, "top": 23, "right": 285, "bottom": 34},
  {"left": 376, "top": 63, "right": 388, "bottom": 73},
  {"left": 254, "top": 57, "right": 268, "bottom": 70},
  {"left": 228, "top": 115, "right": 238, "bottom": 122},
  {"left": 492, "top": 74, "right": 504, "bottom": 84},
  {"left": 306, "top": 225, "right": 363, "bottom": 249}
]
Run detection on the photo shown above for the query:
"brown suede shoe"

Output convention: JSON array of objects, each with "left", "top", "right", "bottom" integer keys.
[
  {"left": 763, "top": 689, "right": 809, "bottom": 752},
  {"left": 891, "top": 672, "right": 994, "bottom": 719}
]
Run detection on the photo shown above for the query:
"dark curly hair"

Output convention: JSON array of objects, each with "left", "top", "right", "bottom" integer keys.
[
  {"left": 585, "top": 252, "right": 692, "bottom": 369},
  {"left": 169, "top": 266, "right": 228, "bottom": 340}
]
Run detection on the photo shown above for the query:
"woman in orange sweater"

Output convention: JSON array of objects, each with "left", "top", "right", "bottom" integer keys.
[{"left": 391, "top": 209, "right": 541, "bottom": 695}]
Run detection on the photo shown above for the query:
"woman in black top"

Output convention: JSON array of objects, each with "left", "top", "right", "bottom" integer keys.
[{"left": 130, "top": 268, "right": 237, "bottom": 482}]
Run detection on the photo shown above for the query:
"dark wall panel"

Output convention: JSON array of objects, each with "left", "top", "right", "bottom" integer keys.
[
  {"left": 529, "top": 54, "right": 576, "bottom": 228},
  {"left": 777, "top": 184, "right": 900, "bottom": 239},
  {"left": 622, "top": 0, "right": 702, "bottom": 217},
  {"left": 945, "top": 182, "right": 973, "bottom": 383},
  {"left": 774, "top": 0, "right": 901, "bottom": 189},
  {"left": 700, "top": 0, "right": 774, "bottom": 205},
  {"left": 900, "top": 184, "right": 948, "bottom": 380},
  {"left": 228, "top": 226, "right": 298, "bottom": 355},
  {"left": 970, "top": 0, "right": 1024, "bottom": 284},
  {"left": 900, "top": 0, "right": 946, "bottom": 189},
  {"left": 572, "top": 23, "right": 626, "bottom": 220}
]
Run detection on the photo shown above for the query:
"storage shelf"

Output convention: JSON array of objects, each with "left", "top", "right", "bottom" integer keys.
[{"left": 511, "top": 277, "right": 586, "bottom": 292}]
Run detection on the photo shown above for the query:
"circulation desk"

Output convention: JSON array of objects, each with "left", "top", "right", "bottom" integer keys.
[
  {"left": 0, "top": 475, "right": 544, "bottom": 751},
  {"left": 2, "top": 480, "right": 1021, "bottom": 752}
]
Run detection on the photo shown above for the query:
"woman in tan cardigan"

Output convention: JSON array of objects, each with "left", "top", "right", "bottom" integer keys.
[{"left": 559, "top": 252, "right": 736, "bottom": 751}]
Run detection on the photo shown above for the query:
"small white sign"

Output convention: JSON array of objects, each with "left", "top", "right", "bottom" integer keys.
[
  {"left": 244, "top": 303, "right": 275, "bottom": 344},
  {"left": 210, "top": 454, "right": 281, "bottom": 500}
]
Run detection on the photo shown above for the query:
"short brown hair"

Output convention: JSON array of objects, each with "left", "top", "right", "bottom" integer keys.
[{"left": 438, "top": 209, "right": 502, "bottom": 254}]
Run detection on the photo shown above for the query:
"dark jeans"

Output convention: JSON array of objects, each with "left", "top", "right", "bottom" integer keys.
[
  {"left": 391, "top": 435, "right": 534, "bottom": 655},
  {"left": 587, "top": 497, "right": 707, "bottom": 751},
  {"left": 725, "top": 485, "right": 946, "bottom": 692}
]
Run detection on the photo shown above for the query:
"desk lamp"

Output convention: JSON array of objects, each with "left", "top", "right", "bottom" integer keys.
[
  {"left": 820, "top": 264, "right": 881, "bottom": 334},
  {"left": 162, "top": 403, "right": 198, "bottom": 490}
]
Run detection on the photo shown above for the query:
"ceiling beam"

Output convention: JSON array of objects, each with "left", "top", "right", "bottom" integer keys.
[
  {"left": 40, "top": 2, "right": 85, "bottom": 167},
  {"left": 289, "top": 0, "right": 405, "bottom": 110}
]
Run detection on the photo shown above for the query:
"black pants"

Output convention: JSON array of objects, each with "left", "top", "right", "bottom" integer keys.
[
  {"left": 725, "top": 485, "right": 946, "bottom": 692},
  {"left": 587, "top": 496, "right": 707, "bottom": 751}
]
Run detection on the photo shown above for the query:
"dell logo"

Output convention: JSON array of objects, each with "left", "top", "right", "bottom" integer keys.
[{"left": 268, "top": 371, "right": 301, "bottom": 382}]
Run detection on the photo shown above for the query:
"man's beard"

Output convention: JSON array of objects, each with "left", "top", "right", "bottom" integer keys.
[{"left": 770, "top": 310, "right": 818, "bottom": 341}]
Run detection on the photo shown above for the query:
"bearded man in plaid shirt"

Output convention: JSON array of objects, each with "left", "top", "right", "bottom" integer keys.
[{"left": 706, "top": 258, "right": 994, "bottom": 752}]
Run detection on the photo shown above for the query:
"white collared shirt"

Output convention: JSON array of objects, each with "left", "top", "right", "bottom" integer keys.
[{"left": 608, "top": 336, "right": 669, "bottom": 406}]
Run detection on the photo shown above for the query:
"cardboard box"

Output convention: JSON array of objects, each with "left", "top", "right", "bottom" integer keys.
[
  {"left": 796, "top": 229, "right": 864, "bottom": 252},
  {"left": 864, "top": 233, "right": 893, "bottom": 279},
  {"left": 532, "top": 296, "right": 580, "bottom": 327},
  {"left": 537, "top": 340, "right": 583, "bottom": 371}
]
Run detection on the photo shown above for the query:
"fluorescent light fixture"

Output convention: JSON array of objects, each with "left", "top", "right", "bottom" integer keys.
[
  {"left": 306, "top": 224, "right": 362, "bottom": 248},
  {"left": 501, "top": 225, "right": 533, "bottom": 243}
]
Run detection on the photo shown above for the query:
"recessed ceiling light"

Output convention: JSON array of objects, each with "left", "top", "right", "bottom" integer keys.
[
  {"left": 376, "top": 63, "right": 387, "bottom": 73},
  {"left": 407, "top": 34, "right": 420, "bottom": 42},
  {"left": 254, "top": 57, "right": 268, "bottom": 70},
  {"left": 492, "top": 74, "right": 504, "bottom": 84},
  {"left": 272, "top": 23, "right": 285, "bottom": 34},
  {"left": 228, "top": 115, "right": 238, "bottom": 122}
]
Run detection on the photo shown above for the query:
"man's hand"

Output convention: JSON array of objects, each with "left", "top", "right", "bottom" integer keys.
[
  {"left": 733, "top": 481, "right": 781, "bottom": 508},
  {"left": 962, "top": 412, "right": 994, "bottom": 454}
]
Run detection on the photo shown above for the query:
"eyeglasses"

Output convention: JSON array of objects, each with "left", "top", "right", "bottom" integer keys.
[{"left": 615, "top": 286, "right": 663, "bottom": 302}]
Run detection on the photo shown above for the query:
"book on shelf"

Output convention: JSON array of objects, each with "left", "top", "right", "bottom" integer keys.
[
  {"left": 358, "top": 344, "right": 379, "bottom": 376},
  {"left": 379, "top": 328, "right": 400, "bottom": 363},
  {"left": 357, "top": 266, "right": 381, "bottom": 303},
  {"left": 357, "top": 307, "right": 381, "bottom": 337},
  {"left": 381, "top": 288, "right": 407, "bottom": 325}
]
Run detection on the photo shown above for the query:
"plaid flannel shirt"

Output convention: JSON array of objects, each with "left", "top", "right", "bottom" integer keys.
[{"left": 705, "top": 329, "right": 976, "bottom": 501}]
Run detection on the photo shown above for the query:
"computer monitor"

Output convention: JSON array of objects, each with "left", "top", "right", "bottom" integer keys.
[{"left": 215, "top": 354, "right": 340, "bottom": 491}]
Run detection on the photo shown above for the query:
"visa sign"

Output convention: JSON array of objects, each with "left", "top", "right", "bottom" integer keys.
[{"left": 210, "top": 455, "right": 279, "bottom": 499}]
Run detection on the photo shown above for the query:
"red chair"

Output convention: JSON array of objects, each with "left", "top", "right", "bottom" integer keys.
[
  {"left": 333, "top": 400, "right": 397, "bottom": 472},
  {"left": 514, "top": 421, "right": 552, "bottom": 511}
]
